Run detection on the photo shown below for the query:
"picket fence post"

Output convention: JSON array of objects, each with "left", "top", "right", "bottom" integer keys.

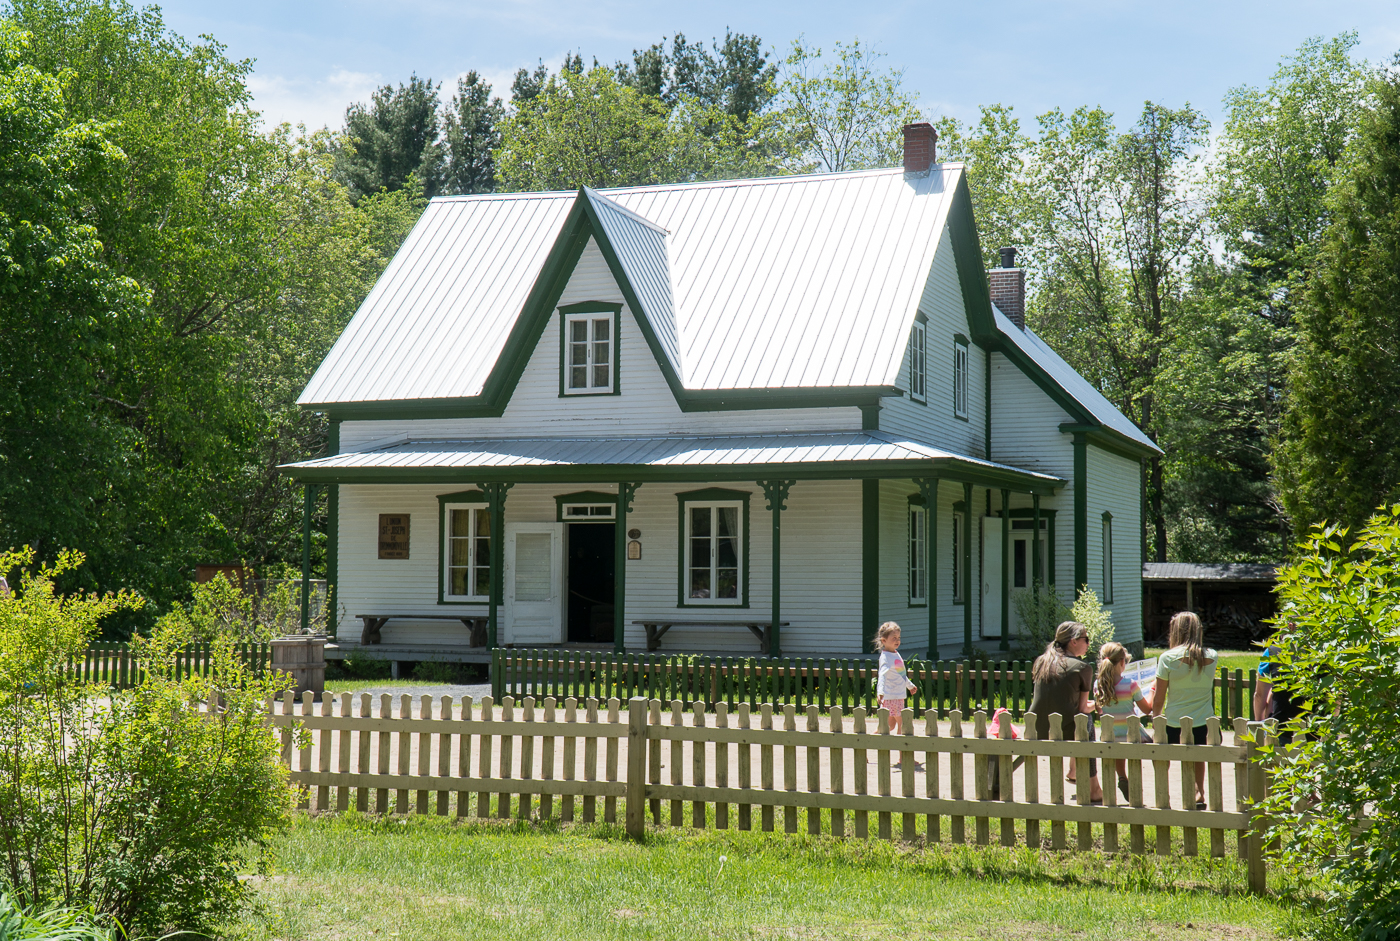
[{"left": 625, "top": 697, "right": 648, "bottom": 840}]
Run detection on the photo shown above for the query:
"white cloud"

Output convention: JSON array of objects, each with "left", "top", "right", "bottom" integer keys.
[{"left": 247, "top": 68, "right": 384, "bottom": 131}]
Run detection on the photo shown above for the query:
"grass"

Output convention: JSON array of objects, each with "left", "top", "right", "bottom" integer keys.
[{"left": 232, "top": 814, "right": 1313, "bottom": 941}]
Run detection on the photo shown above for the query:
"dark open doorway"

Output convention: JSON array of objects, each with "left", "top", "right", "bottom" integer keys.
[{"left": 567, "top": 523, "right": 615, "bottom": 642}]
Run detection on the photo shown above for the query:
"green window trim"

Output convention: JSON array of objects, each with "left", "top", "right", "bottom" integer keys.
[
  {"left": 558, "top": 301, "right": 622, "bottom": 398},
  {"left": 907, "top": 494, "right": 927, "bottom": 607},
  {"left": 908, "top": 321, "right": 927, "bottom": 405},
  {"left": 953, "top": 337, "right": 970, "bottom": 422},
  {"left": 1101, "top": 510, "right": 1114, "bottom": 605},
  {"left": 554, "top": 490, "right": 619, "bottom": 522},
  {"left": 951, "top": 500, "right": 967, "bottom": 605},
  {"left": 676, "top": 487, "right": 751, "bottom": 609},
  {"left": 436, "top": 489, "right": 491, "bottom": 606}
]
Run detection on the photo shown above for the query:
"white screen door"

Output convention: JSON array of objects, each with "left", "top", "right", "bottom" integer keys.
[
  {"left": 504, "top": 522, "right": 564, "bottom": 645},
  {"left": 982, "top": 517, "right": 1003, "bottom": 638}
]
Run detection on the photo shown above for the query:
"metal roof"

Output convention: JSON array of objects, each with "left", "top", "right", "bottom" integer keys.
[
  {"left": 281, "top": 431, "right": 1063, "bottom": 487},
  {"left": 1141, "top": 563, "right": 1278, "bottom": 582},
  {"left": 299, "top": 167, "right": 960, "bottom": 406},
  {"left": 993, "top": 306, "right": 1161, "bottom": 453}
]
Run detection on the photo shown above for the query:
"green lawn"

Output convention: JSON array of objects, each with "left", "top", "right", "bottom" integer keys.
[
  {"left": 233, "top": 815, "right": 1310, "bottom": 940},
  {"left": 1146, "top": 648, "right": 1260, "bottom": 675}
]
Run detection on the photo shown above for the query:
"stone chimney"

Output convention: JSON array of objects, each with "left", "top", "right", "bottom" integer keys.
[
  {"left": 903, "top": 123, "right": 937, "bottom": 175},
  {"left": 988, "top": 247, "right": 1026, "bottom": 329}
]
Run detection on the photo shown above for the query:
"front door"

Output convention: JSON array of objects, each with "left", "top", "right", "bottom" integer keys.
[
  {"left": 504, "top": 522, "right": 564, "bottom": 645},
  {"left": 567, "top": 523, "right": 615, "bottom": 643}
]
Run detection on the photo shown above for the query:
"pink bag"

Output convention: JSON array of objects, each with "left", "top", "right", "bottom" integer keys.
[{"left": 987, "top": 707, "right": 1020, "bottom": 740}]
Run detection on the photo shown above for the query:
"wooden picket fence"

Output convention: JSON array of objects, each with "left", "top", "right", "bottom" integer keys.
[
  {"left": 268, "top": 691, "right": 1271, "bottom": 893},
  {"left": 68, "top": 641, "right": 272, "bottom": 689},
  {"left": 491, "top": 649, "right": 1262, "bottom": 723}
]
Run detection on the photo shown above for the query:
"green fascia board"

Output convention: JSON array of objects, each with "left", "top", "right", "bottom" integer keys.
[
  {"left": 945, "top": 173, "right": 998, "bottom": 347},
  {"left": 286, "top": 457, "right": 1063, "bottom": 494},
  {"left": 1057, "top": 422, "right": 1157, "bottom": 462}
]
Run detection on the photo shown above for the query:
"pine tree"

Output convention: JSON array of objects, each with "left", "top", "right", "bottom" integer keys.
[
  {"left": 337, "top": 74, "right": 443, "bottom": 200},
  {"left": 1275, "top": 58, "right": 1400, "bottom": 537},
  {"left": 441, "top": 72, "right": 503, "bottom": 195}
]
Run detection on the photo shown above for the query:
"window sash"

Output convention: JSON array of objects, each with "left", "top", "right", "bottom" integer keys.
[
  {"left": 953, "top": 342, "right": 969, "bottom": 418},
  {"left": 684, "top": 501, "right": 743, "bottom": 605},
  {"left": 445, "top": 505, "right": 491, "bottom": 600},
  {"left": 909, "top": 323, "right": 926, "bottom": 402},
  {"left": 909, "top": 506, "right": 926, "bottom": 603},
  {"left": 565, "top": 312, "right": 614, "bottom": 393}
]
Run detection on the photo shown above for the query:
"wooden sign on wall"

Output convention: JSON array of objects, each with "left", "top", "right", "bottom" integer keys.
[{"left": 378, "top": 514, "right": 410, "bottom": 559}]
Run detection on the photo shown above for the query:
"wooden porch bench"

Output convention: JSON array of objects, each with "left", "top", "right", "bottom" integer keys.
[
  {"left": 356, "top": 614, "right": 489, "bottom": 647},
  {"left": 632, "top": 619, "right": 790, "bottom": 653}
]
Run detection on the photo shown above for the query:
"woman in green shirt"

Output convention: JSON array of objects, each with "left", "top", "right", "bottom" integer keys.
[{"left": 1151, "top": 611, "right": 1217, "bottom": 807}]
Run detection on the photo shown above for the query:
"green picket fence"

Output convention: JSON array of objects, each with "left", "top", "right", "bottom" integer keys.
[
  {"left": 68, "top": 641, "right": 272, "bottom": 690},
  {"left": 491, "top": 649, "right": 1259, "bottom": 723}
]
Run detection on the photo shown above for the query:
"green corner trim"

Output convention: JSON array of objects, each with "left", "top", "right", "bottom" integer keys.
[
  {"left": 675, "top": 487, "right": 751, "bottom": 609},
  {"left": 1072, "top": 431, "right": 1088, "bottom": 594}
]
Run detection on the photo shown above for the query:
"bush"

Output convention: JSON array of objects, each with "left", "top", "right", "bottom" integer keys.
[
  {"left": 0, "top": 548, "right": 297, "bottom": 937},
  {"left": 1009, "top": 583, "right": 1116, "bottom": 655},
  {"left": 163, "top": 570, "right": 325, "bottom": 644},
  {"left": 1069, "top": 587, "right": 1116, "bottom": 654},
  {"left": 1263, "top": 505, "right": 1400, "bottom": 939},
  {"left": 0, "top": 894, "right": 114, "bottom": 940}
]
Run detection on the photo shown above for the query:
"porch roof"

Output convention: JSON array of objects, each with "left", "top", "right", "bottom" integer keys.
[{"left": 280, "top": 431, "right": 1063, "bottom": 493}]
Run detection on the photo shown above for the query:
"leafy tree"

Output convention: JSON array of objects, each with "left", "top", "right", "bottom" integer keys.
[
  {"left": 1263, "top": 505, "right": 1400, "bottom": 937},
  {"left": 1030, "top": 102, "right": 1210, "bottom": 561},
  {"left": 1274, "top": 58, "right": 1400, "bottom": 536},
  {"left": 618, "top": 31, "right": 777, "bottom": 121},
  {"left": 774, "top": 37, "right": 922, "bottom": 173},
  {"left": 336, "top": 73, "right": 444, "bottom": 200},
  {"left": 938, "top": 104, "right": 1037, "bottom": 270},
  {"left": 441, "top": 71, "right": 504, "bottom": 194}
]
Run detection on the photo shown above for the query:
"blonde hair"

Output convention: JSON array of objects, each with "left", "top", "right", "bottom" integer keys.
[
  {"left": 1095, "top": 642, "right": 1130, "bottom": 707},
  {"left": 872, "top": 621, "right": 901, "bottom": 652},
  {"left": 1168, "top": 611, "right": 1212, "bottom": 672},
  {"left": 1032, "top": 621, "right": 1089, "bottom": 684}
]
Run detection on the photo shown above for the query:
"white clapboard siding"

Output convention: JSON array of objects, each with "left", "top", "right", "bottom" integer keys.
[
  {"left": 989, "top": 351, "right": 1076, "bottom": 478},
  {"left": 335, "top": 480, "right": 863, "bottom": 654},
  {"left": 1087, "top": 445, "right": 1144, "bottom": 644},
  {"left": 878, "top": 479, "right": 930, "bottom": 653},
  {"left": 338, "top": 240, "right": 862, "bottom": 451},
  {"left": 879, "top": 225, "right": 986, "bottom": 458}
]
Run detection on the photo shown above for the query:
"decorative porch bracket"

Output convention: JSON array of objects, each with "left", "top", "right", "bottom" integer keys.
[
  {"left": 917, "top": 478, "right": 939, "bottom": 659},
  {"left": 300, "top": 484, "right": 319, "bottom": 634},
  {"left": 479, "top": 482, "right": 514, "bottom": 649},
  {"left": 614, "top": 482, "right": 642, "bottom": 653},
  {"left": 1000, "top": 489, "right": 1011, "bottom": 651},
  {"left": 757, "top": 479, "right": 795, "bottom": 658}
]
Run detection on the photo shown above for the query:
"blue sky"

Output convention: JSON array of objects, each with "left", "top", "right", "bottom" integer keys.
[{"left": 155, "top": 0, "right": 1400, "bottom": 133}]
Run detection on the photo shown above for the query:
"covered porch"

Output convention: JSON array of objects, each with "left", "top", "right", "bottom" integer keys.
[{"left": 283, "top": 431, "right": 1064, "bottom": 661}]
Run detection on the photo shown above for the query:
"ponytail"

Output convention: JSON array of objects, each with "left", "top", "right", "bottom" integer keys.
[{"left": 1096, "top": 642, "right": 1129, "bottom": 707}]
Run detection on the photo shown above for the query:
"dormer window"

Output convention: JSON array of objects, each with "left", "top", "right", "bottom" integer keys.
[
  {"left": 559, "top": 302, "right": 621, "bottom": 395},
  {"left": 908, "top": 321, "right": 926, "bottom": 403}
]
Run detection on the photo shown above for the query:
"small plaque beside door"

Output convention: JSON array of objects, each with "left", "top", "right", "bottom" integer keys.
[{"left": 378, "top": 514, "right": 410, "bottom": 559}]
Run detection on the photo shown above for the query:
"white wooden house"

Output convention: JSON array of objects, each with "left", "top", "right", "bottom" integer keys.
[{"left": 283, "top": 124, "right": 1161, "bottom": 663}]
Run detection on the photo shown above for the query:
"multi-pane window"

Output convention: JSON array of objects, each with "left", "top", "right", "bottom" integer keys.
[
  {"left": 1102, "top": 514, "right": 1114, "bottom": 604},
  {"left": 952, "top": 511, "right": 965, "bottom": 602},
  {"left": 445, "top": 506, "right": 491, "bottom": 599},
  {"left": 562, "top": 503, "right": 615, "bottom": 519},
  {"left": 565, "top": 312, "right": 614, "bottom": 393},
  {"left": 953, "top": 340, "right": 969, "bottom": 419},
  {"left": 908, "top": 322, "right": 926, "bottom": 403},
  {"left": 685, "top": 502, "right": 742, "bottom": 604},
  {"left": 908, "top": 505, "right": 927, "bottom": 604}
]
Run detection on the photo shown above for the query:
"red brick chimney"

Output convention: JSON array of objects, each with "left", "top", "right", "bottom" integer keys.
[
  {"left": 988, "top": 246, "right": 1026, "bottom": 329},
  {"left": 903, "top": 123, "right": 937, "bottom": 174}
]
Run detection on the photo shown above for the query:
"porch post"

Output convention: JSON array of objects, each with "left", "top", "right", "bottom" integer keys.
[
  {"left": 918, "top": 478, "right": 939, "bottom": 659},
  {"left": 758, "top": 480, "right": 794, "bottom": 658},
  {"left": 1032, "top": 493, "right": 1042, "bottom": 605},
  {"left": 614, "top": 482, "right": 641, "bottom": 653},
  {"left": 1000, "top": 489, "right": 1010, "bottom": 651},
  {"left": 480, "top": 482, "right": 514, "bottom": 649},
  {"left": 962, "top": 481, "right": 974, "bottom": 656},
  {"left": 300, "top": 484, "right": 318, "bottom": 634}
]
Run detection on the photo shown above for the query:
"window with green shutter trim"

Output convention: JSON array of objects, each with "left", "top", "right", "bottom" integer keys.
[
  {"left": 908, "top": 504, "right": 927, "bottom": 604},
  {"left": 444, "top": 505, "right": 491, "bottom": 601},
  {"left": 953, "top": 339, "right": 969, "bottom": 419},
  {"left": 908, "top": 322, "right": 926, "bottom": 403},
  {"left": 1102, "top": 512, "right": 1114, "bottom": 604}
]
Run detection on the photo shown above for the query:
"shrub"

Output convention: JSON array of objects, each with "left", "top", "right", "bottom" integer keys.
[
  {"left": 162, "top": 569, "right": 324, "bottom": 644},
  {"left": 1010, "top": 580, "right": 1071, "bottom": 653},
  {"left": 0, "top": 548, "right": 297, "bottom": 937},
  {"left": 0, "top": 894, "right": 115, "bottom": 940},
  {"left": 1262, "top": 504, "right": 1400, "bottom": 939},
  {"left": 1069, "top": 587, "right": 1116, "bottom": 653}
]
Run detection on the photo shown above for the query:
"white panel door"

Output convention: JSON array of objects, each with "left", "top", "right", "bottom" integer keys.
[
  {"left": 504, "top": 523, "right": 564, "bottom": 645},
  {"left": 982, "top": 518, "right": 1003, "bottom": 638},
  {"left": 1008, "top": 532, "right": 1046, "bottom": 637}
]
